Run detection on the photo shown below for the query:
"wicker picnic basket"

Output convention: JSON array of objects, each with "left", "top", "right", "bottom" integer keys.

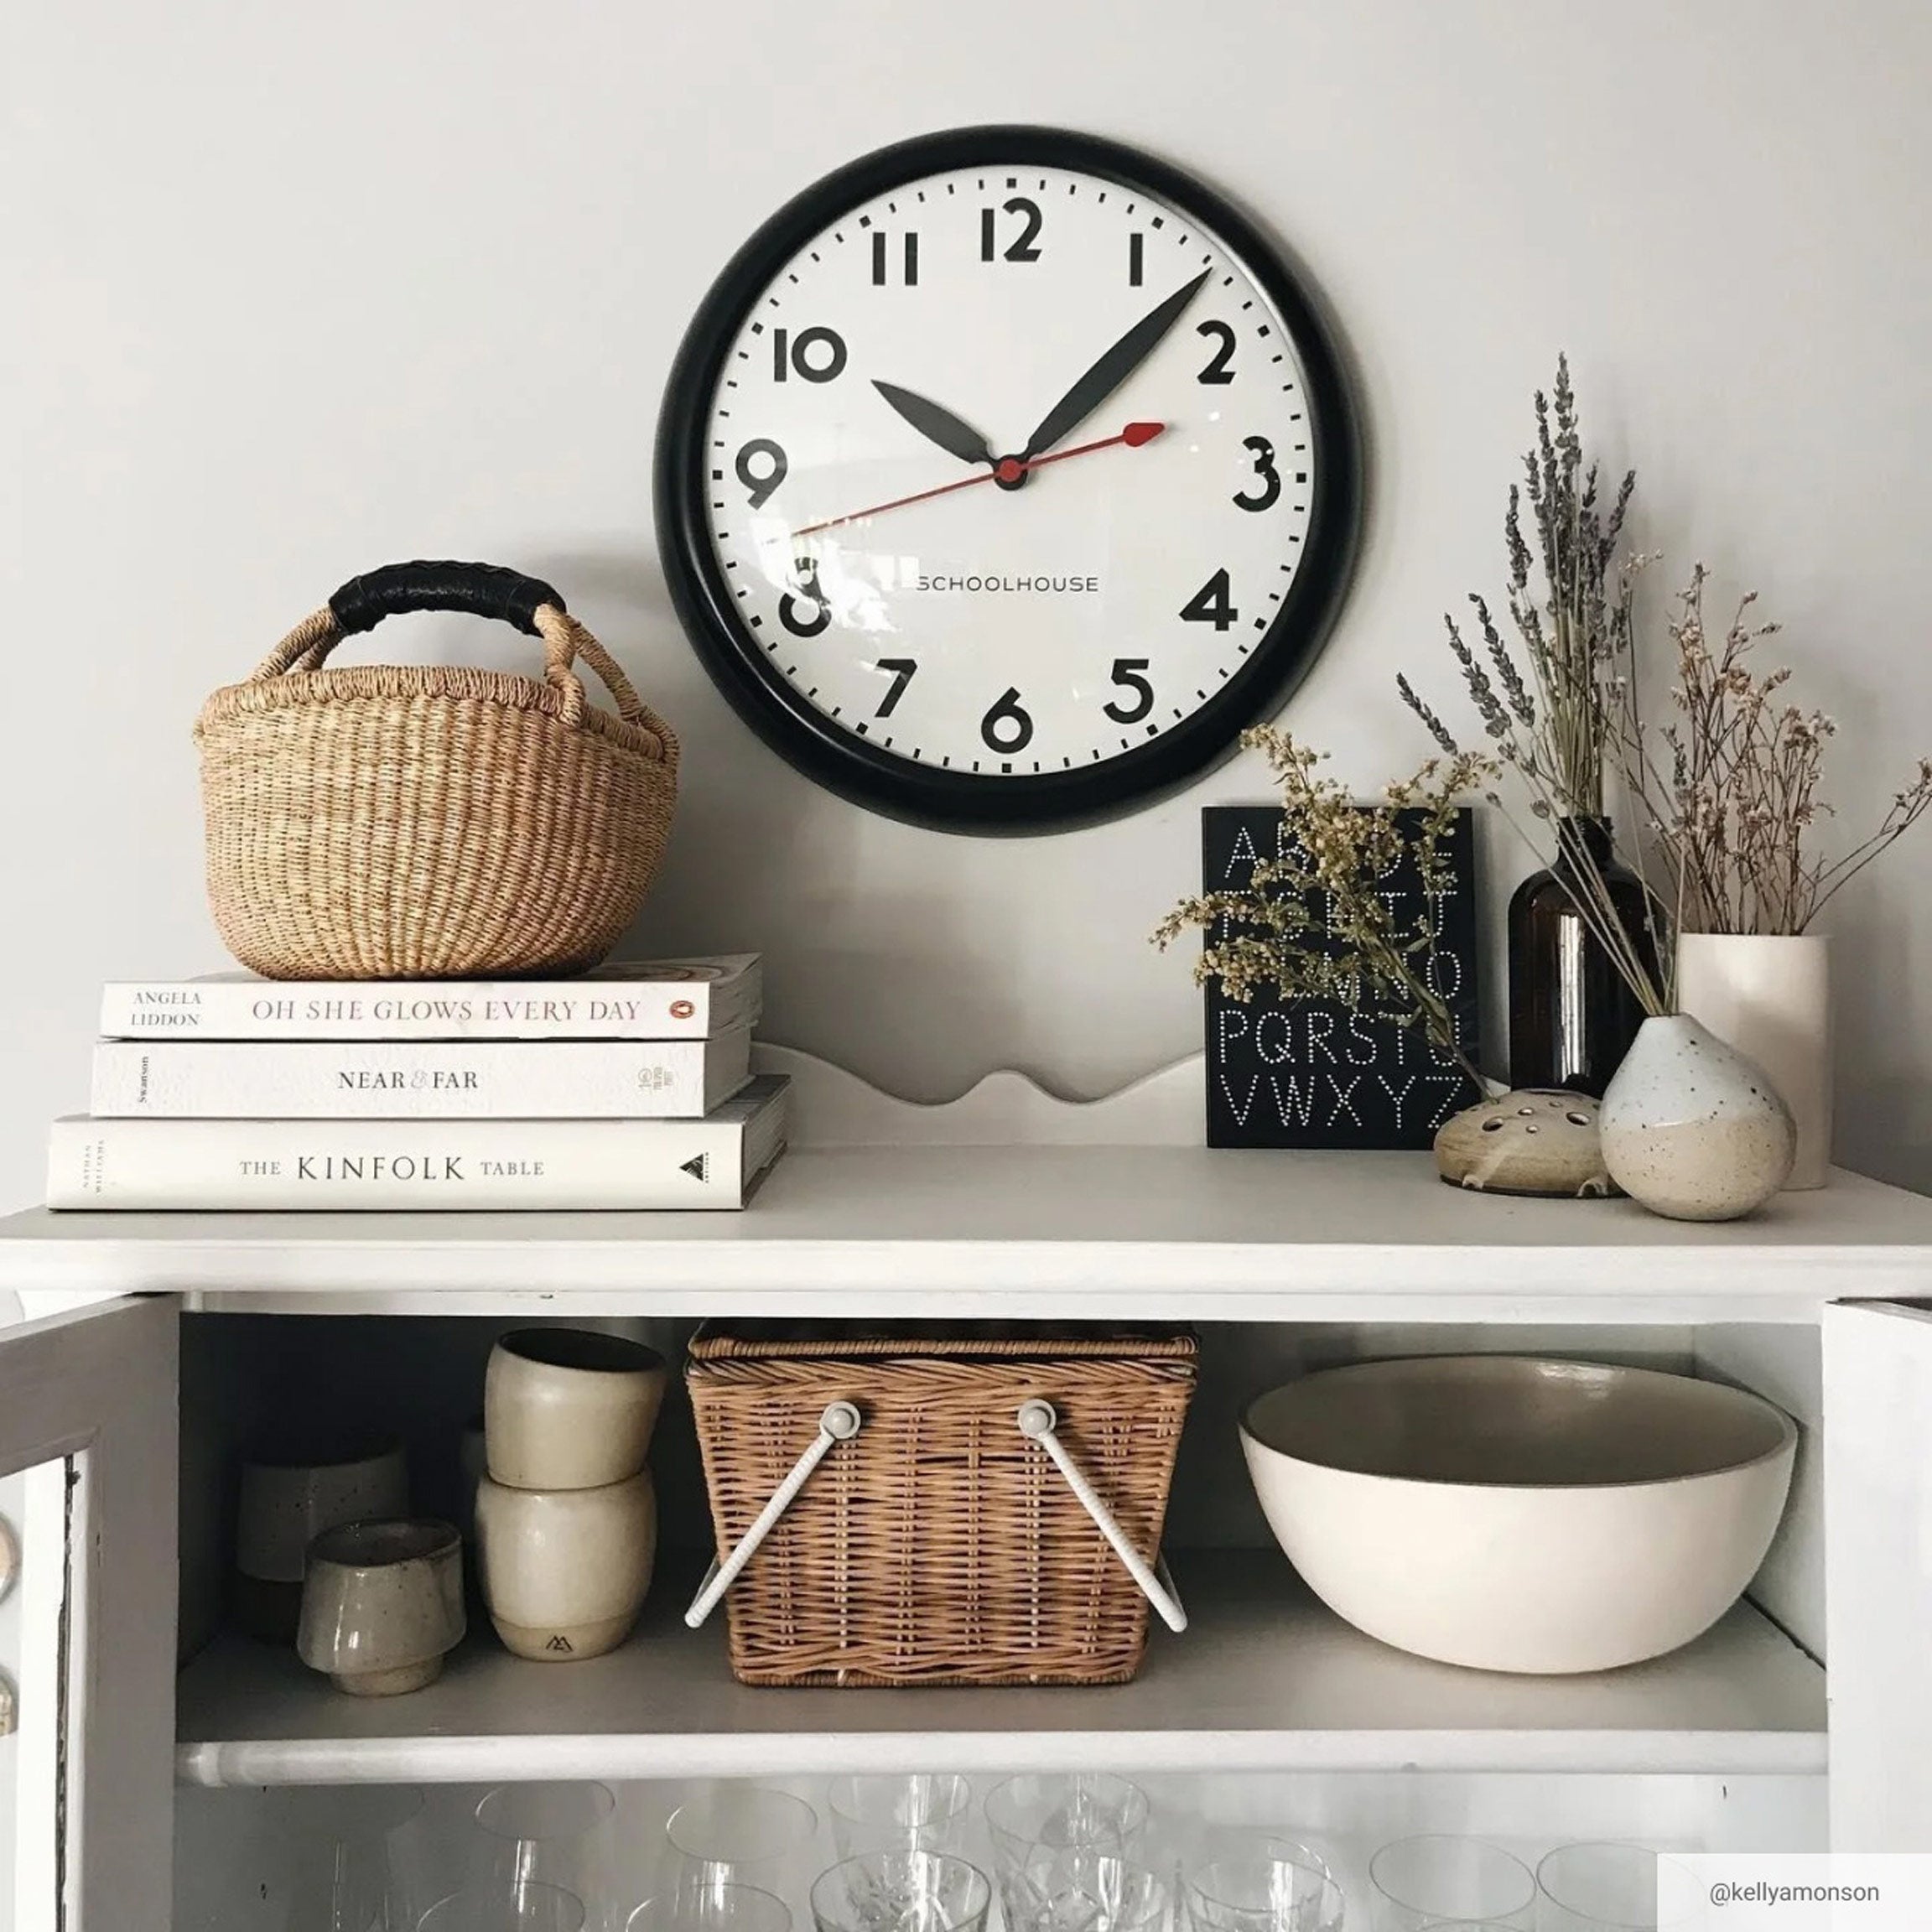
[
  {"left": 684, "top": 1322, "right": 1197, "bottom": 1687},
  {"left": 195, "top": 561, "right": 678, "bottom": 979}
]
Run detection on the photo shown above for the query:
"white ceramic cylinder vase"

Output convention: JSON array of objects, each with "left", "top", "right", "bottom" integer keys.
[
  {"left": 1599, "top": 1014, "right": 1795, "bottom": 1221},
  {"left": 1676, "top": 932, "right": 1832, "bottom": 1189}
]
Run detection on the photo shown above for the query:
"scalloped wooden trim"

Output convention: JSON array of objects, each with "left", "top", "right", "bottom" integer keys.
[{"left": 750, "top": 1044, "right": 1202, "bottom": 1147}]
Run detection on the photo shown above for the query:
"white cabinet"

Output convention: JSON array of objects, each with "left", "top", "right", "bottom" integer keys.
[{"left": 1, "top": 1074, "right": 1929, "bottom": 1924}]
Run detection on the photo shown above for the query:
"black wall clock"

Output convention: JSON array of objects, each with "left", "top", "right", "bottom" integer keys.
[{"left": 655, "top": 125, "right": 1362, "bottom": 833}]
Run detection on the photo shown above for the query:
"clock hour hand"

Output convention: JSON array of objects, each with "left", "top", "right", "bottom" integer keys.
[
  {"left": 873, "top": 381, "right": 997, "bottom": 468},
  {"left": 1021, "top": 269, "right": 1212, "bottom": 462}
]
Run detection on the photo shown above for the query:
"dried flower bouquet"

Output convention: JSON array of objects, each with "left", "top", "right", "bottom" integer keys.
[
  {"left": 1403, "top": 353, "right": 1932, "bottom": 1007},
  {"left": 1614, "top": 565, "right": 1932, "bottom": 939},
  {"left": 1155, "top": 725, "right": 1493, "bottom": 1091}
]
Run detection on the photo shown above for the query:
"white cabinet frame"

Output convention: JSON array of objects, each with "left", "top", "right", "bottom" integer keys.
[
  {"left": 0, "top": 1296, "right": 178, "bottom": 1930},
  {"left": 1824, "top": 1298, "right": 1932, "bottom": 1851}
]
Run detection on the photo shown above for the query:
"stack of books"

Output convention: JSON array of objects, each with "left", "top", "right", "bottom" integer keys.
[{"left": 45, "top": 956, "right": 788, "bottom": 1211}]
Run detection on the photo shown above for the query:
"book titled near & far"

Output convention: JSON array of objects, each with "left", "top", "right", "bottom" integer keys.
[{"left": 90, "top": 1026, "right": 755, "bottom": 1120}]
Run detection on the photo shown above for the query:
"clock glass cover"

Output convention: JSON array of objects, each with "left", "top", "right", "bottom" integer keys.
[{"left": 656, "top": 127, "right": 1360, "bottom": 830}]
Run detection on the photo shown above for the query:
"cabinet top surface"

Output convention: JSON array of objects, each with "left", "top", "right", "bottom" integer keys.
[{"left": 3, "top": 1146, "right": 1930, "bottom": 1314}]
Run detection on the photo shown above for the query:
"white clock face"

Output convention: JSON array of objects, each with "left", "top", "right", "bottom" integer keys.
[{"left": 662, "top": 134, "right": 1357, "bottom": 828}]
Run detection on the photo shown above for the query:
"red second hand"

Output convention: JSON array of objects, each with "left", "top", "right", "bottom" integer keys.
[{"left": 793, "top": 421, "right": 1165, "bottom": 538}]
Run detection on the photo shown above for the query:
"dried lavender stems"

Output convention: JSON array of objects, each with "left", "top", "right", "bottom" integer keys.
[
  {"left": 1438, "top": 356, "right": 1637, "bottom": 820},
  {"left": 1514, "top": 362, "right": 1636, "bottom": 816},
  {"left": 1400, "top": 355, "right": 1667, "bottom": 1013}
]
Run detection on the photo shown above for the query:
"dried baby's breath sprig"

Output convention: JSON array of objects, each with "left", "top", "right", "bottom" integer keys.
[
  {"left": 1613, "top": 565, "right": 1932, "bottom": 935},
  {"left": 1154, "top": 726, "right": 1494, "bottom": 1090}
]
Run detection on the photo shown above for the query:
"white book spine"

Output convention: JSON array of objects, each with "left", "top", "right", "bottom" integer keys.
[
  {"left": 89, "top": 1029, "right": 753, "bottom": 1119},
  {"left": 97, "top": 962, "right": 760, "bottom": 1041},
  {"left": 47, "top": 1115, "right": 771, "bottom": 1210}
]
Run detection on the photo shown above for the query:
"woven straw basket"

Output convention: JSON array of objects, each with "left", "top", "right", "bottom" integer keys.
[
  {"left": 685, "top": 1323, "right": 1197, "bottom": 1687},
  {"left": 195, "top": 562, "right": 678, "bottom": 979}
]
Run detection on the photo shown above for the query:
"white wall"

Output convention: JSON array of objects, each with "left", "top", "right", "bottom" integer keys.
[{"left": 5, "top": 0, "right": 1929, "bottom": 1208}]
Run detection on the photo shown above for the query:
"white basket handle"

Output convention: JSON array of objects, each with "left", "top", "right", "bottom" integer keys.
[
  {"left": 683, "top": 1394, "right": 1188, "bottom": 1637},
  {"left": 684, "top": 1400, "right": 863, "bottom": 1628},
  {"left": 1017, "top": 1400, "right": 1188, "bottom": 1633}
]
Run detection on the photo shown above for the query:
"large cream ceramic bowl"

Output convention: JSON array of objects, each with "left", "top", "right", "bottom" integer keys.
[{"left": 1240, "top": 1357, "right": 1797, "bottom": 1674}]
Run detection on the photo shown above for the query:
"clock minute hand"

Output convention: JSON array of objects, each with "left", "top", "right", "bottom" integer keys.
[
  {"left": 873, "top": 381, "right": 997, "bottom": 468},
  {"left": 1021, "top": 269, "right": 1212, "bottom": 462}
]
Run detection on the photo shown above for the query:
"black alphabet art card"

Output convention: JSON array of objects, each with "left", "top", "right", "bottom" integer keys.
[{"left": 1202, "top": 805, "right": 1482, "bottom": 1149}]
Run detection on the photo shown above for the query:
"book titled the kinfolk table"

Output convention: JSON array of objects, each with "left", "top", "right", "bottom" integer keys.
[
  {"left": 97, "top": 955, "right": 762, "bottom": 1041},
  {"left": 49, "top": 1076, "right": 792, "bottom": 1211}
]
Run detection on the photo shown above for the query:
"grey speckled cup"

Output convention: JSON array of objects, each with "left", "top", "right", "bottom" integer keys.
[{"left": 297, "top": 1518, "right": 465, "bottom": 1696}]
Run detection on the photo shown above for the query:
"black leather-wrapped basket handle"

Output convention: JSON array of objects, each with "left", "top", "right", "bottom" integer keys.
[
  {"left": 245, "top": 561, "right": 669, "bottom": 749},
  {"left": 326, "top": 560, "right": 565, "bottom": 638}
]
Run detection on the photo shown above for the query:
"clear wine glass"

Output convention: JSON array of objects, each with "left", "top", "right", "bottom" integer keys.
[
  {"left": 1534, "top": 1844, "right": 1701, "bottom": 1930},
  {"left": 826, "top": 1777, "right": 974, "bottom": 1862},
  {"left": 984, "top": 1774, "right": 1152, "bottom": 1932},
  {"left": 664, "top": 1787, "right": 822, "bottom": 1915},
  {"left": 281, "top": 1784, "right": 439, "bottom": 1932},
  {"left": 624, "top": 1883, "right": 793, "bottom": 1932},
  {"left": 1368, "top": 1838, "right": 1534, "bottom": 1932},
  {"left": 808, "top": 1851, "right": 993, "bottom": 1932},
  {"left": 418, "top": 1881, "right": 589, "bottom": 1932},
  {"left": 1182, "top": 1849, "right": 1344, "bottom": 1932},
  {"left": 1192, "top": 1829, "right": 1340, "bottom": 1893},
  {"left": 471, "top": 1785, "right": 618, "bottom": 1930}
]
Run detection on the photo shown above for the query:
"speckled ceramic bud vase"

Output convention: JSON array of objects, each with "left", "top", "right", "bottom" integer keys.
[{"left": 1599, "top": 1014, "right": 1795, "bottom": 1221}]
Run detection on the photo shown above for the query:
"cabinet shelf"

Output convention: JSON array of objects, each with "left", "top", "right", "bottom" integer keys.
[
  {"left": 174, "top": 1550, "right": 1825, "bottom": 1787},
  {"left": 9, "top": 1150, "right": 1932, "bottom": 1320}
]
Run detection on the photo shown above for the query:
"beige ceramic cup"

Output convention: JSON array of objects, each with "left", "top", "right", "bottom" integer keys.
[
  {"left": 485, "top": 1329, "right": 667, "bottom": 1490},
  {"left": 297, "top": 1518, "right": 465, "bottom": 1696},
  {"left": 474, "top": 1467, "right": 657, "bottom": 1660},
  {"left": 236, "top": 1436, "right": 409, "bottom": 1642}
]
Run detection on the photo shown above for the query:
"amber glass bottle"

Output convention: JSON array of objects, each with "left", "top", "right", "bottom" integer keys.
[{"left": 1507, "top": 818, "right": 1654, "bottom": 1098}]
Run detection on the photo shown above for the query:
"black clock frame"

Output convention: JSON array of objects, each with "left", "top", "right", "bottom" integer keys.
[{"left": 654, "top": 124, "right": 1363, "bottom": 834}]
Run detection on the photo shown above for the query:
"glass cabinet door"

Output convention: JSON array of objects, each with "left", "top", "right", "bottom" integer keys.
[{"left": 0, "top": 1296, "right": 178, "bottom": 1929}]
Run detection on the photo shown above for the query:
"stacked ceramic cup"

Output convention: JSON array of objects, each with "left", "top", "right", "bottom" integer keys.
[
  {"left": 475, "top": 1328, "right": 667, "bottom": 1661},
  {"left": 297, "top": 1519, "right": 466, "bottom": 1697},
  {"left": 235, "top": 1434, "right": 408, "bottom": 1643}
]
